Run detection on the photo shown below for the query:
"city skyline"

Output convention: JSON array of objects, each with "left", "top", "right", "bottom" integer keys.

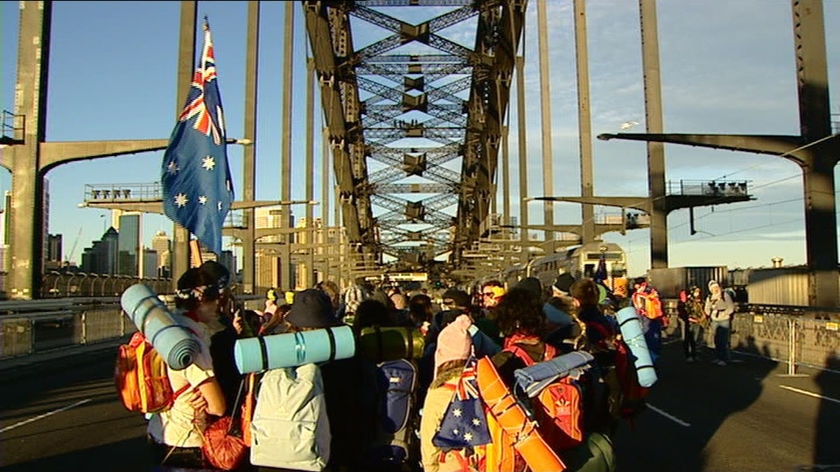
[{"left": 1, "top": 2, "right": 838, "bottom": 277}]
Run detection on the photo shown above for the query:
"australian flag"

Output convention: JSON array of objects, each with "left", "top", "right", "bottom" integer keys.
[
  {"left": 161, "top": 20, "right": 234, "bottom": 255},
  {"left": 432, "top": 357, "right": 491, "bottom": 449}
]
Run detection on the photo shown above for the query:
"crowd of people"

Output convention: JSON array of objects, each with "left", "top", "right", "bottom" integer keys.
[{"left": 139, "top": 262, "right": 738, "bottom": 472}]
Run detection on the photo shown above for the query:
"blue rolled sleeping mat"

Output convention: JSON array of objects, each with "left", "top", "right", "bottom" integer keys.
[
  {"left": 234, "top": 325, "right": 355, "bottom": 374},
  {"left": 513, "top": 351, "right": 595, "bottom": 398},
  {"left": 120, "top": 283, "right": 202, "bottom": 371},
  {"left": 616, "top": 306, "right": 657, "bottom": 388},
  {"left": 357, "top": 325, "right": 425, "bottom": 362}
]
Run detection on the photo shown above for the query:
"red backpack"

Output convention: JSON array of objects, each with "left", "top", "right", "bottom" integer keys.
[
  {"left": 114, "top": 332, "right": 189, "bottom": 414},
  {"left": 505, "top": 338, "right": 585, "bottom": 451}
]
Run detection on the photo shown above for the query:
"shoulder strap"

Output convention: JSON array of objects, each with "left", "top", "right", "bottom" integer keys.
[
  {"left": 505, "top": 343, "right": 535, "bottom": 367},
  {"left": 505, "top": 341, "right": 556, "bottom": 367}
]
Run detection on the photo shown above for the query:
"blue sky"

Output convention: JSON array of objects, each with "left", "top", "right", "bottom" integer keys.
[{"left": 1, "top": 1, "right": 838, "bottom": 276}]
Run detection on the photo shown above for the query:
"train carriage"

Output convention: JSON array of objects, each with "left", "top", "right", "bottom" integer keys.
[{"left": 527, "top": 241, "right": 627, "bottom": 289}]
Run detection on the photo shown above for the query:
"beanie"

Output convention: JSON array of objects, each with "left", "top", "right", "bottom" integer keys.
[
  {"left": 442, "top": 289, "right": 471, "bottom": 309},
  {"left": 433, "top": 314, "right": 473, "bottom": 378},
  {"left": 552, "top": 273, "right": 576, "bottom": 295},
  {"left": 515, "top": 277, "right": 543, "bottom": 299}
]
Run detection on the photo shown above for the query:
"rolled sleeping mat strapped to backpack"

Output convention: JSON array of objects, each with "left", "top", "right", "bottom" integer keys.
[
  {"left": 513, "top": 350, "right": 595, "bottom": 398},
  {"left": 615, "top": 307, "right": 657, "bottom": 388},
  {"left": 234, "top": 325, "right": 355, "bottom": 374},
  {"left": 120, "top": 283, "right": 202, "bottom": 371},
  {"left": 475, "top": 357, "right": 567, "bottom": 472},
  {"left": 357, "top": 326, "right": 424, "bottom": 362}
]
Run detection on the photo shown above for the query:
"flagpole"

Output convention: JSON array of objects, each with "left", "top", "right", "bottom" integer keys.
[{"left": 171, "top": 1, "right": 198, "bottom": 291}]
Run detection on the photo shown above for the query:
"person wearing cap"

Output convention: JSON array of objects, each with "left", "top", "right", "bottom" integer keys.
[
  {"left": 282, "top": 288, "right": 379, "bottom": 471},
  {"left": 479, "top": 280, "right": 505, "bottom": 310},
  {"left": 704, "top": 280, "right": 735, "bottom": 366}
]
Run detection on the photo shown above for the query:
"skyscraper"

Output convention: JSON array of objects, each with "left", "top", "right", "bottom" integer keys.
[
  {"left": 117, "top": 213, "right": 141, "bottom": 276},
  {"left": 81, "top": 227, "right": 119, "bottom": 275},
  {"left": 151, "top": 230, "right": 171, "bottom": 278},
  {"left": 254, "top": 206, "right": 295, "bottom": 291}
]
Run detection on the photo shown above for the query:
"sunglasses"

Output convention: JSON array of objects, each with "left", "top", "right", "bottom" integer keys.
[{"left": 482, "top": 292, "right": 496, "bottom": 298}]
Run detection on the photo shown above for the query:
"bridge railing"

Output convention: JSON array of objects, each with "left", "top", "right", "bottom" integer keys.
[
  {"left": 40, "top": 272, "right": 173, "bottom": 298},
  {"left": 666, "top": 179, "right": 750, "bottom": 197},
  {"left": 0, "top": 294, "right": 264, "bottom": 360},
  {"left": 663, "top": 302, "right": 840, "bottom": 374},
  {"left": 4, "top": 297, "right": 838, "bottom": 369}
]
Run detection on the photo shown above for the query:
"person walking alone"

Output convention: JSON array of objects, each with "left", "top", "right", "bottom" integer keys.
[{"left": 705, "top": 280, "right": 735, "bottom": 366}]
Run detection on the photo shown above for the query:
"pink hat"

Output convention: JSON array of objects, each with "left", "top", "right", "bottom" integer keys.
[{"left": 433, "top": 314, "right": 473, "bottom": 378}]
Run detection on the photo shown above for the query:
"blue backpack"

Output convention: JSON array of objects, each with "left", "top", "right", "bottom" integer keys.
[{"left": 363, "top": 358, "right": 420, "bottom": 467}]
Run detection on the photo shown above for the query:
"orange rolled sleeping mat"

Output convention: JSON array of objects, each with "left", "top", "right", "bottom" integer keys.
[{"left": 476, "top": 357, "right": 566, "bottom": 472}]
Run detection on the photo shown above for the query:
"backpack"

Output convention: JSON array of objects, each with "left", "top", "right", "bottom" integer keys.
[
  {"left": 114, "top": 331, "right": 189, "bottom": 414},
  {"left": 250, "top": 364, "right": 331, "bottom": 471},
  {"left": 435, "top": 355, "right": 570, "bottom": 472},
  {"left": 474, "top": 356, "right": 566, "bottom": 472},
  {"left": 585, "top": 320, "right": 649, "bottom": 421},
  {"left": 363, "top": 358, "right": 420, "bottom": 467},
  {"left": 633, "top": 287, "right": 663, "bottom": 320},
  {"left": 505, "top": 343, "right": 585, "bottom": 451}
]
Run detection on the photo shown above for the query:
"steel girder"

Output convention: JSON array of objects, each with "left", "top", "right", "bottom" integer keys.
[{"left": 303, "top": 0, "right": 526, "bottom": 273}]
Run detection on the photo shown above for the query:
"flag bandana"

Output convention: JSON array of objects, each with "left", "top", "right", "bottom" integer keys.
[
  {"left": 432, "top": 357, "right": 491, "bottom": 449},
  {"left": 162, "top": 21, "right": 234, "bottom": 255},
  {"left": 594, "top": 252, "right": 608, "bottom": 283}
]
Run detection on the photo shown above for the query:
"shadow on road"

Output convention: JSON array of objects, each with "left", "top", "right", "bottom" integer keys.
[
  {"left": 612, "top": 333, "right": 778, "bottom": 472},
  {"left": 813, "top": 352, "right": 840, "bottom": 470},
  {"left": 0, "top": 437, "right": 157, "bottom": 472}
]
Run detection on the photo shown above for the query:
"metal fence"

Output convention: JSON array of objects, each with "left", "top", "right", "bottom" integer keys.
[
  {"left": 40, "top": 272, "right": 172, "bottom": 299},
  {"left": 0, "top": 294, "right": 264, "bottom": 360},
  {"left": 0, "top": 302, "right": 126, "bottom": 358},
  {"left": 664, "top": 302, "right": 840, "bottom": 374}
]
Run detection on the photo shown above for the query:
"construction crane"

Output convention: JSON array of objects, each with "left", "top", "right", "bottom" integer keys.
[{"left": 65, "top": 226, "right": 83, "bottom": 265}]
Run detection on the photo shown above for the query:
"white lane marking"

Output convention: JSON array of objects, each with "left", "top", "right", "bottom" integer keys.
[
  {"left": 779, "top": 385, "right": 840, "bottom": 406},
  {"left": 0, "top": 398, "right": 92, "bottom": 433},
  {"left": 646, "top": 403, "right": 691, "bottom": 427}
]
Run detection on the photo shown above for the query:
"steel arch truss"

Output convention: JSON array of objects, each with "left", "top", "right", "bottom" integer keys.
[{"left": 303, "top": 0, "right": 526, "bottom": 273}]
